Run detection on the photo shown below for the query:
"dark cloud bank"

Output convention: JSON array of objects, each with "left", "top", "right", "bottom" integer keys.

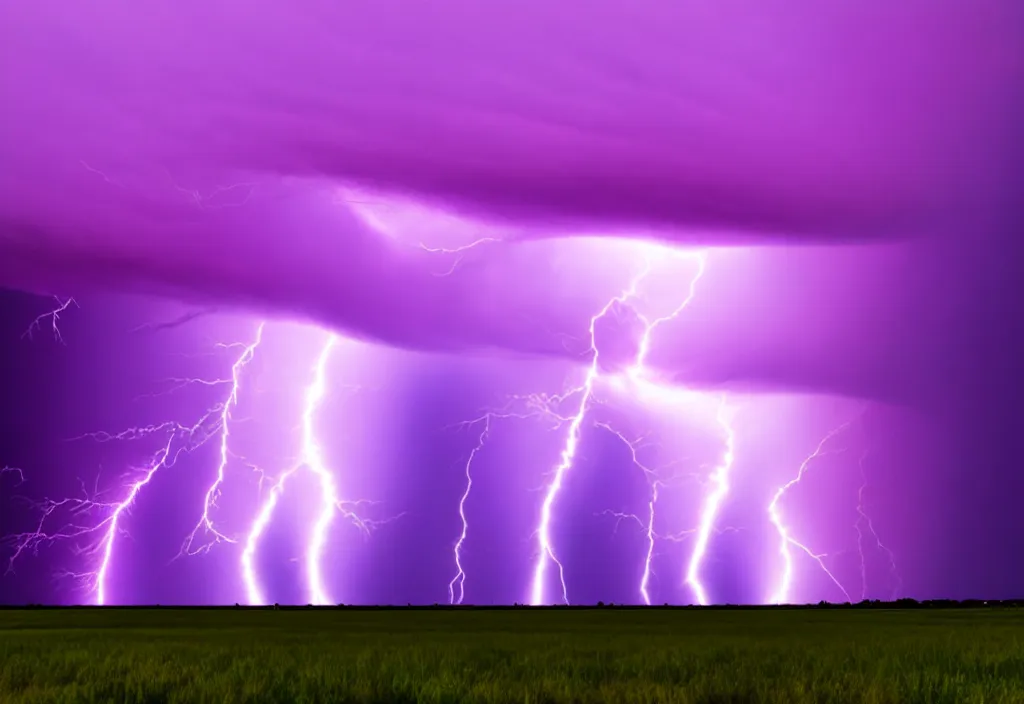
[{"left": 1, "top": 0, "right": 1022, "bottom": 406}]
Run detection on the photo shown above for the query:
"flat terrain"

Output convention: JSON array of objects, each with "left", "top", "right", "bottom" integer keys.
[{"left": 1, "top": 607, "right": 1023, "bottom": 703}]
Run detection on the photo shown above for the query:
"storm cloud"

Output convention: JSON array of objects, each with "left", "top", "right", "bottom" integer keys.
[{"left": 1, "top": 0, "right": 1022, "bottom": 404}]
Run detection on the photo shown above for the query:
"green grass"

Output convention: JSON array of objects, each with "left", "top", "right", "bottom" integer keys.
[{"left": 2, "top": 608, "right": 1024, "bottom": 703}]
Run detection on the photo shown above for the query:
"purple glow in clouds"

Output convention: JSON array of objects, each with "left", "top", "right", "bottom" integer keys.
[
  {"left": 2, "top": 1, "right": 1022, "bottom": 371},
  {"left": 2, "top": 0, "right": 1022, "bottom": 605},
  {"left": 2, "top": 243, "right": 905, "bottom": 606}
]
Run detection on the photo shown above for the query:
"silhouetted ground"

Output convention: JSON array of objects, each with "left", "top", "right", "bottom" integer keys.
[{"left": 2, "top": 604, "right": 1023, "bottom": 703}]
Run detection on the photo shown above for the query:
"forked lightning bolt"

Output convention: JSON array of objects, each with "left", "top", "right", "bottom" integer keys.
[
  {"left": 528, "top": 259, "right": 652, "bottom": 605},
  {"left": 181, "top": 323, "right": 266, "bottom": 556},
  {"left": 240, "top": 335, "right": 387, "bottom": 605},
  {"left": 6, "top": 320, "right": 265, "bottom": 603},
  {"left": 6, "top": 410, "right": 229, "bottom": 603},
  {"left": 7, "top": 312, "right": 383, "bottom": 605},
  {"left": 241, "top": 334, "right": 370, "bottom": 606},
  {"left": 22, "top": 297, "right": 78, "bottom": 344},
  {"left": 4, "top": 246, "right": 899, "bottom": 606},
  {"left": 592, "top": 422, "right": 665, "bottom": 606},
  {"left": 621, "top": 255, "right": 737, "bottom": 607},
  {"left": 768, "top": 423, "right": 901, "bottom": 604},
  {"left": 528, "top": 249, "right": 736, "bottom": 606},
  {"left": 855, "top": 450, "right": 902, "bottom": 601},
  {"left": 767, "top": 424, "right": 855, "bottom": 604}
]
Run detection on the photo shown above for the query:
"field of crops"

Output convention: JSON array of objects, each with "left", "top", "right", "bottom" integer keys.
[{"left": 1, "top": 606, "right": 1023, "bottom": 703}]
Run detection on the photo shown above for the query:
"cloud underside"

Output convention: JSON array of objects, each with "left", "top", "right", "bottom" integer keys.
[{"left": 1, "top": 0, "right": 1021, "bottom": 404}]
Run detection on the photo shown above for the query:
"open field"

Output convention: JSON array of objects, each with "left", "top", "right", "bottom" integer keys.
[{"left": 2, "top": 607, "right": 1024, "bottom": 703}]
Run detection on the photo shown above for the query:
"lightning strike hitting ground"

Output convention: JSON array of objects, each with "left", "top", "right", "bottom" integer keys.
[
  {"left": 448, "top": 415, "right": 490, "bottom": 605},
  {"left": 3, "top": 250, "right": 896, "bottom": 606},
  {"left": 5, "top": 409, "right": 229, "bottom": 603},
  {"left": 528, "top": 260, "right": 652, "bottom": 606},
  {"left": 240, "top": 337, "right": 343, "bottom": 605},
  {"left": 240, "top": 334, "right": 375, "bottom": 606},
  {"left": 640, "top": 481, "right": 661, "bottom": 605},
  {"left": 685, "top": 399, "right": 736, "bottom": 606},
  {"left": 6, "top": 310, "right": 382, "bottom": 605},
  {"left": 528, "top": 250, "right": 729, "bottom": 606},
  {"left": 622, "top": 251, "right": 741, "bottom": 605},
  {"left": 855, "top": 450, "right": 902, "bottom": 601},
  {"left": 241, "top": 463, "right": 297, "bottom": 606},
  {"left": 593, "top": 419, "right": 714, "bottom": 605},
  {"left": 302, "top": 336, "right": 342, "bottom": 606},
  {"left": 767, "top": 424, "right": 855, "bottom": 605},
  {"left": 592, "top": 421, "right": 663, "bottom": 605},
  {"left": 6, "top": 301, "right": 273, "bottom": 603}
]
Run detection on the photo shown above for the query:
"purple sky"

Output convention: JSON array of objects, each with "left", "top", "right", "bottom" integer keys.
[{"left": 1, "top": 1, "right": 1023, "bottom": 605}]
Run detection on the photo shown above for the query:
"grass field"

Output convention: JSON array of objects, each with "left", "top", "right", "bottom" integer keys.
[{"left": 2, "top": 607, "right": 1023, "bottom": 703}]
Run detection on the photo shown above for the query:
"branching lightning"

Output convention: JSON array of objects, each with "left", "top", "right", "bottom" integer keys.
[
  {"left": 181, "top": 323, "right": 266, "bottom": 557},
  {"left": 240, "top": 334, "right": 379, "bottom": 606},
  {"left": 22, "top": 297, "right": 78, "bottom": 344},
  {"left": 5, "top": 410, "right": 228, "bottom": 603},
  {"left": 528, "top": 259, "right": 652, "bottom": 606},
  {"left": 3, "top": 237, "right": 900, "bottom": 607},
  {"left": 524, "top": 249, "right": 738, "bottom": 606},
  {"left": 592, "top": 422, "right": 665, "bottom": 605},
  {"left": 7, "top": 309, "right": 389, "bottom": 605},
  {"left": 767, "top": 422, "right": 901, "bottom": 605},
  {"left": 767, "top": 424, "right": 855, "bottom": 605},
  {"left": 855, "top": 450, "right": 902, "bottom": 601}
]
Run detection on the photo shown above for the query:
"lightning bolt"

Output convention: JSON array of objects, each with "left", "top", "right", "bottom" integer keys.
[
  {"left": 241, "top": 463, "right": 296, "bottom": 606},
  {"left": 22, "top": 297, "right": 77, "bottom": 344},
  {"left": 684, "top": 399, "right": 735, "bottom": 606},
  {"left": 1, "top": 466, "right": 25, "bottom": 486},
  {"left": 855, "top": 450, "right": 902, "bottom": 601},
  {"left": 420, "top": 238, "right": 501, "bottom": 277},
  {"left": 528, "top": 249, "right": 728, "bottom": 606},
  {"left": 6, "top": 314, "right": 381, "bottom": 606},
  {"left": 5, "top": 411, "right": 227, "bottom": 603},
  {"left": 640, "top": 483, "right": 660, "bottom": 605},
  {"left": 593, "top": 421, "right": 706, "bottom": 606},
  {"left": 767, "top": 424, "right": 854, "bottom": 605},
  {"left": 240, "top": 334, "right": 373, "bottom": 606},
  {"left": 302, "top": 336, "right": 342, "bottom": 606},
  {"left": 7, "top": 298, "right": 272, "bottom": 603},
  {"left": 592, "top": 422, "right": 663, "bottom": 605},
  {"left": 448, "top": 415, "right": 490, "bottom": 605},
  {"left": 623, "top": 253, "right": 740, "bottom": 606},
  {"left": 4, "top": 242, "right": 896, "bottom": 608},
  {"left": 528, "top": 261, "right": 652, "bottom": 606},
  {"left": 181, "top": 323, "right": 265, "bottom": 556}
]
